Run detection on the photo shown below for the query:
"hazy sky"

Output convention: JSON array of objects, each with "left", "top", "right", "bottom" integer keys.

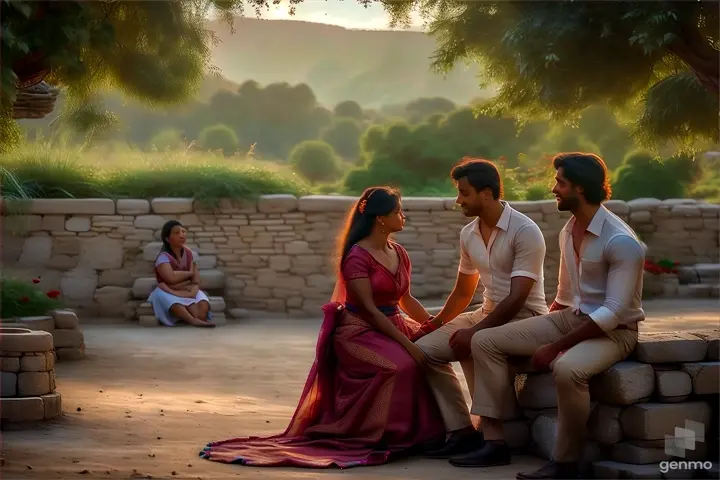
[{"left": 245, "top": 0, "right": 425, "bottom": 30}]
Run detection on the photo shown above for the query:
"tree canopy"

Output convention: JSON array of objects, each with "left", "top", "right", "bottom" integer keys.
[
  {"left": 1, "top": 0, "right": 245, "bottom": 146},
  {"left": 252, "top": 0, "right": 719, "bottom": 148},
  {"left": 4, "top": 0, "right": 717, "bottom": 151},
  {"left": 387, "top": 0, "right": 720, "bottom": 148}
]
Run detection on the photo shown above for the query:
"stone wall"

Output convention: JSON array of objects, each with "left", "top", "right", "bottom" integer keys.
[
  {"left": 2, "top": 196, "right": 718, "bottom": 318},
  {"left": 508, "top": 329, "right": 719, "bottom": 478}
]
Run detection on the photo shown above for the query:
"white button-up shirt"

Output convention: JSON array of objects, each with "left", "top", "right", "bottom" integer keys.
[
  {"left": 458, "top": 201, "right": 549, "bottom": 315},
  {"left": 555, "top": 205, "right": 646, "bottom": 331}
]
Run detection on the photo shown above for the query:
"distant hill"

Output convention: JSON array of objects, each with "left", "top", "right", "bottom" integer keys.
[{"left": 208, "top": 17, "right": 490, "bottom": 108}]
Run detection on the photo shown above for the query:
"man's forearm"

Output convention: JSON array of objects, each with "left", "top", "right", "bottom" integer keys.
[
  {"left": 551, "top": 317, "right": 605, "bottom": 351},
  {"left": 434, "top": 290, "right": 473, "bottom": 325},
  {"left": 472, "top": 294, "right": 526, "bottom": 332},
  {"left": 549, "top": 300, "right": 569, "bottom": 312}
]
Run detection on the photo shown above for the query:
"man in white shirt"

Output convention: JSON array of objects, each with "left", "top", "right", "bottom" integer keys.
[
  {"left": 415, "top": 157, "right": 549, "bottom": 459},
  {"left": 464, "top": 152, "right": 644, "bottom": 479}
]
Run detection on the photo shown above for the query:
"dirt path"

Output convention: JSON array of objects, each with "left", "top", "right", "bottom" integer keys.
[{"left": 2, "top": 299, "right": 718, "bottom": 480}]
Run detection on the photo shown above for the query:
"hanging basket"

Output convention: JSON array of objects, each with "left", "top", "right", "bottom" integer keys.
[
  {"left": 12, "top": 50, "right": 50, "bottom": 89},
  {"left": 12, "top": 81, "right": 60, "bottom": 120}
]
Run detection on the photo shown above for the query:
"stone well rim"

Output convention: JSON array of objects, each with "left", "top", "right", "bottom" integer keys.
[{"left": 0, "top": 327, "right": 34, "bottom": 334}]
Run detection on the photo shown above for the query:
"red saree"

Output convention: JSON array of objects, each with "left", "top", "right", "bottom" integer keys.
[{"left": 200, "top": 242, "right": 445, "bottom": 468}]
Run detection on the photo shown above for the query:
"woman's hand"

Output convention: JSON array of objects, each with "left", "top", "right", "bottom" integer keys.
[
  {"left": 189, "top": 284, "right": 200, "bottom": 297},
  {"left": 404, "top": 342, "right": 428, "bottom": 368}
]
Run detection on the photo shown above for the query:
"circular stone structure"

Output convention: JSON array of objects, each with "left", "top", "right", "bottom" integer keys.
[{"left": 0, "top": 327, "right": 62, "bottom": 424}]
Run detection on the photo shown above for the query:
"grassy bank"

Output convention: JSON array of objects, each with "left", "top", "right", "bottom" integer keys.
[
  {"left": 2, "top": 141, "right": 718, "bottom": 205},
  {"left": 0, "top": 142, "right": 312, "bottom": 205}
]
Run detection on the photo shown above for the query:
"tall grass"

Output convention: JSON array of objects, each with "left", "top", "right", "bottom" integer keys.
[{"left": 0, "top": 141, "right": 312, "bottom": 205}]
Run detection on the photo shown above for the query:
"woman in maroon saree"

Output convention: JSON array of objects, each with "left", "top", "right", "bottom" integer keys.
[{"left": 200, "top": 186, "right": 446, "bottom": 468}]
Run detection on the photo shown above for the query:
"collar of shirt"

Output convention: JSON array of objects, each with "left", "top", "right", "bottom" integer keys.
[
  {"left": 563, "top": 204, "right": 610, "bottom": 237},
  {"left": 472, "top": 200, "right": 512, "bottom": 236}
]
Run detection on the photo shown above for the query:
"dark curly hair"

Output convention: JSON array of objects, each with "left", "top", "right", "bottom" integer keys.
[
  {"left": 552, "top": 152, "right": 612, "bottom": 204},
  {"left": 450, "top": 157, "right": 503, "bottom": 199}
]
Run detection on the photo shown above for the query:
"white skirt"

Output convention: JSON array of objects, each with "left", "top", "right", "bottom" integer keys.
[{"left": 148, "top": 287, "right": 212, "bottom": 326}]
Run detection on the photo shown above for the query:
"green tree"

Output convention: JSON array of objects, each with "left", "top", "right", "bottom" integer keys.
[
  {"left": 308, "top": 1, "right": 718, "bottom": 148},
  {"left": 321, "top": 118, "right": 364, "bottom": 160},
  {"left": 1, "top": 0, "right": 244, "bottom": 148},
  {"left": 193, "top": 81, "right": 332, "bottom": 159},
  {"left": 333, "top": 100, "right": 364, "bottom": 120},
  {"left": 197, "top": 124, "right": 239, "bottom": 156},
  {"left": 148, "top": 128, "right": 186, "bottom": 152},
  {"left": 289, "top": 140, "right": 342, "bottom": 185},
  {"left": 612, "top": 150, "right": 689, "bottom": 200},
  {"left": 345, "top": 110, "right": 532, "bottom": 197},
  {"left": 404, "top": 97, "right": 456, "bottom": 123}
]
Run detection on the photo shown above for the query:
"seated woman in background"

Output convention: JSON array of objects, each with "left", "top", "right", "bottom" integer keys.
[{"left": 148, "top": 220, "right": 215, "bottom": 328}]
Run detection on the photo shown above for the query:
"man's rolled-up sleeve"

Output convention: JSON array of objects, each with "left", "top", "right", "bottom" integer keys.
[{"left": 588, "top": 235, "right": 645, "bottom": 332}]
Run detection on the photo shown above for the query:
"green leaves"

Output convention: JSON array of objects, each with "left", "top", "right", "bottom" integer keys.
[
  {"left": 1, "top": 0, "right": 245, "bottom": 150},
  {"left": 634, "top": 71, "right": 719, "bottom": 148},
  {"left": 6, "top": 0, "right": 33, "bottom": 19},
  {"left": 379, "top": 0, "right": 717, "bottom": 147}
]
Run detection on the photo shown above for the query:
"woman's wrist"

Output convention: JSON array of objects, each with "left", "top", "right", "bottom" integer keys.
[{"left": 401, "top": 337, "right": 418, "bottom": 351}]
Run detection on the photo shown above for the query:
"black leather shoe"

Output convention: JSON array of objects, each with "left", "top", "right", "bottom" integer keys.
[
  {"left": 449, "top": 440, "right": 511, "bottom": 467},
  {"left": 516, "top": 461, "right": 579, "bottom": 479},
  {"left": 423, "top": 428, "right": 484, "bottom": 459}
]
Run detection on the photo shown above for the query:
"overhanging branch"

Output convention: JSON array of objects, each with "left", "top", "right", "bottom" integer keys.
[{"left": 667, "top": 11, "right": 720, "bottom": 96}]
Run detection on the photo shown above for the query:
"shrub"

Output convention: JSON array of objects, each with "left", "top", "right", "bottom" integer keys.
[
  {"left": 524, "top": 182, "right": 554, "bottom": 201},
  {"left": 612, "top": 150, "right": 688, "bottom": 201},
  {"left": 197, "top": 124, "right": 240, "bottom": 156},
  {"left": 0, "top": 277, "right": 62, "bottom": 318},
  {"left": 148, "top": 128, "right": 186, "bottom": 151},
  {"left": 288, "top": 140, "right": 342, "bottom": 185}
]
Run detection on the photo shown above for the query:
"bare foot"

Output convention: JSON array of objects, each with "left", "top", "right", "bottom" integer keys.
[{"left": 187, "top": 317, "right": 215, "bottom": 328}]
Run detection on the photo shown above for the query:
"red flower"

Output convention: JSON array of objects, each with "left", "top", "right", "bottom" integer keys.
[
  {"left": 32, "top": 278, "right": 40, "bottom": 284},
  {"left": 19, "top": 296, "right": 30, "bottom": 303},
  {"left": 46, "top": 290, "right": 61, "bottom": 299}
]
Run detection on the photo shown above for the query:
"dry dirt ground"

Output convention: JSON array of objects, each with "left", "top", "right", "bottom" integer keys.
[{"left": 2, "top": 299, "right": 718, "bottom": 480}]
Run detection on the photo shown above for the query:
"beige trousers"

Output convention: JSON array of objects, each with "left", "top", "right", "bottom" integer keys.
[
  {"left": 472, "top": 308, "right": 637, "bottom": 462},
  {"left": 415, "top": 305, "right": 541, "bottom": 433}
]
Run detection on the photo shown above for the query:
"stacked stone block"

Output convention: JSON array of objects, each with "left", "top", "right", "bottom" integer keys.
[
  {"left": 50, "top": 310, "right": 86, "bottom": 361},
  {"left": 504, "top": 330, "right": 719, "bottom": 478},
  {"left": 4, "top": 310, "right": 86, "bottom": 361},
  {"left": 2, "top": 196, "right": 718, "bottom": 316},
  {"left": 0, "top": 327, "right": 62, "bottom": 424}
]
